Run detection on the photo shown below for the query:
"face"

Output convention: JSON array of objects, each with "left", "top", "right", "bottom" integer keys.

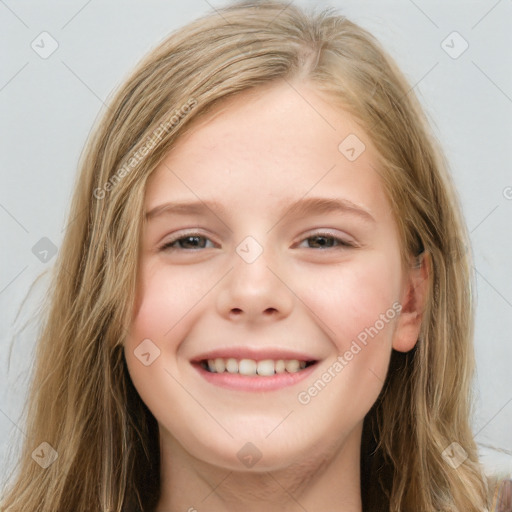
[{"left": 124, "top": 80, "right": 418, "bottom": 472}]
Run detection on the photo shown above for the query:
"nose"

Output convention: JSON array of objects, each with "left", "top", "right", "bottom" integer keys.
[{"left": 216, "top": 241, "right": 294, "bottom": 324}]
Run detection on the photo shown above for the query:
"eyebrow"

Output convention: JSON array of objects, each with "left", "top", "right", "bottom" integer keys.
[{"left": 145, "top": 196, "right": 376, "bottom": 224}]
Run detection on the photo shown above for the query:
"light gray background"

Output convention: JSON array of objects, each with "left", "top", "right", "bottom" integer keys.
[{"left": 1, "top": 0, "right": 511, "bottom": 486}]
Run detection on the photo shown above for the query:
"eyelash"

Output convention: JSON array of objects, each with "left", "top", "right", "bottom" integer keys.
[{"left": 159, "top": 231, "right": 356, "bottom": 251}]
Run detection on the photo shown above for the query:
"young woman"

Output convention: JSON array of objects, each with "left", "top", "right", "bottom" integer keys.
[{"left": 1, "top": 1, "right": 507, "bottom": 510}]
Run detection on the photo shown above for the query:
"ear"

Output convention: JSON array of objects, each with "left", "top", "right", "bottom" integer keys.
[{"left": 392, "top": 251, "right": 430, "bottom": 353}]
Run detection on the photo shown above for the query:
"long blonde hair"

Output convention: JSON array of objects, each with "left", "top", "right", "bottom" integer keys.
[{"left": 1, "top": 1, "right": 503, "bottom": 510}]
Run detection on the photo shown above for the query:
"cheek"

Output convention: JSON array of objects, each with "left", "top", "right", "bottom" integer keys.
[
  {"left": 128, "top": 264, "right": 207, "bottom": 346},
  {"left": 294, "top": 252, "right": 402, "bottom": 412},
  {"left": 124, "top": 266, "right": 205, "bottom": 397},
  {"left": 305, "top": 254, "right": 401, "bottom": 344},
  {"left": 123, "top": 265, "right": 211, "bottom": 434}
]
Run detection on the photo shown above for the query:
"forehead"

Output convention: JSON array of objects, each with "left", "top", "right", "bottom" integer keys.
[{"left": 146, "top": 81, "right": 390, "bottom": 220}]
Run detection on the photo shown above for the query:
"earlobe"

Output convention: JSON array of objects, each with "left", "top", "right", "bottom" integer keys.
[{"left": 392, "top": 251, "right": 430, "bottom": 353}]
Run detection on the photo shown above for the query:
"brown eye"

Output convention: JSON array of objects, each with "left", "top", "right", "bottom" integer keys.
[
  {"left": 160, "top": 234, "right": 215, "bottom": 251},
  {"left": 300, "top": 233, "right": 354, "bottom": 249}
]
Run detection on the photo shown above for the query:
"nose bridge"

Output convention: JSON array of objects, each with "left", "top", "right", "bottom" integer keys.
[
  {"left": 216, "top": 234, "right": 293, "bottom": 320},
  {"left": 233, "top": 234, "right": 276, "bottom": 300}
]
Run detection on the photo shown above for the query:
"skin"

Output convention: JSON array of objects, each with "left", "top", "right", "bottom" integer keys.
[{"left": 124, "top": 80, "right": 429, "bottom": 512}]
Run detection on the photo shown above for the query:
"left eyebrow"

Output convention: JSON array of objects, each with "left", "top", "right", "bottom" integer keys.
[
  {"left": 145, "top": 196, "right": 376, "bottom": 224},
  {"left": 145, "top": 199, "right": 228, "bottom": 220},
  {"left": 277, "top": 196, "right": 376, "bottom": 225}
]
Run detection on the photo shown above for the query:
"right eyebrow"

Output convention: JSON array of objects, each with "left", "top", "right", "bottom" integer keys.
[{"left": 145, "top": 200, "right": 228, "bottom": 220}]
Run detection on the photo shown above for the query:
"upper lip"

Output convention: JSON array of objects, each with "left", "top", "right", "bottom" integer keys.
[{"left": 190, "top": 347, "right": 319, "bottom": 363}]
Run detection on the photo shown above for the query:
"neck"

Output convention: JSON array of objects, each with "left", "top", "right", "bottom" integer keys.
[{"left": 155, "top": 423, "right": 363, "bottom": 512}]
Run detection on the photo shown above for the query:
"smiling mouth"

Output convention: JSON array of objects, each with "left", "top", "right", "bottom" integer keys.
[{"left": 199, "top": 358, "right": 317, "bottom": 376}]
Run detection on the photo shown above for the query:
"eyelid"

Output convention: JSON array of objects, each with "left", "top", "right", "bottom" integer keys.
[
  {"left": 158, "top": 230, "right": 218, "bottom": 250},
  {"left": 294, "top": 230, "right": 357, "bottom": 249},
  {"left": 158, "top": 228, "right": 357, "bottom": 252}
]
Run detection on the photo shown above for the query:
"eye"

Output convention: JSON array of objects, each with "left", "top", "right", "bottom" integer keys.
[
  {"left": 158, "top": 231, "right": 355, "bottom": 252},
  {"left": 159, "top": 232, "right": 216, "bottom": 251},
  {"left": 298, "top": 232, "right": 355, "bottom": 250}
]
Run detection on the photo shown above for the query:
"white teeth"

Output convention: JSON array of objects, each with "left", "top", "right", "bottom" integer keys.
[
  {"left": 239, "top": 359, "right": 257, "bottom": 375},
  {"left": 226, "top": 358, "right": 238, "bottom": 373},
  {"left": 203, "top": 357, "right": 311, "bottom": 376},
  {"left": 256, "top": 359, "right": 275, "bottom": 376},
  {"left": 285, "top": 360, "right": 300, "bottom": 373},
  {"left": 214, "top": 358, "right": 225, "bottom": 373}
]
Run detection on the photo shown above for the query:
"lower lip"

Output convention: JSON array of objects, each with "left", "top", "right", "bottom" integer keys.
[{"left": 192, "top": 362, "right": 318, "bottom": 392}]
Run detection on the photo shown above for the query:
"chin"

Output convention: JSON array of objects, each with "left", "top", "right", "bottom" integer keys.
[{"left": 179, "top": 429, "right": 307, "bottom": 472}]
